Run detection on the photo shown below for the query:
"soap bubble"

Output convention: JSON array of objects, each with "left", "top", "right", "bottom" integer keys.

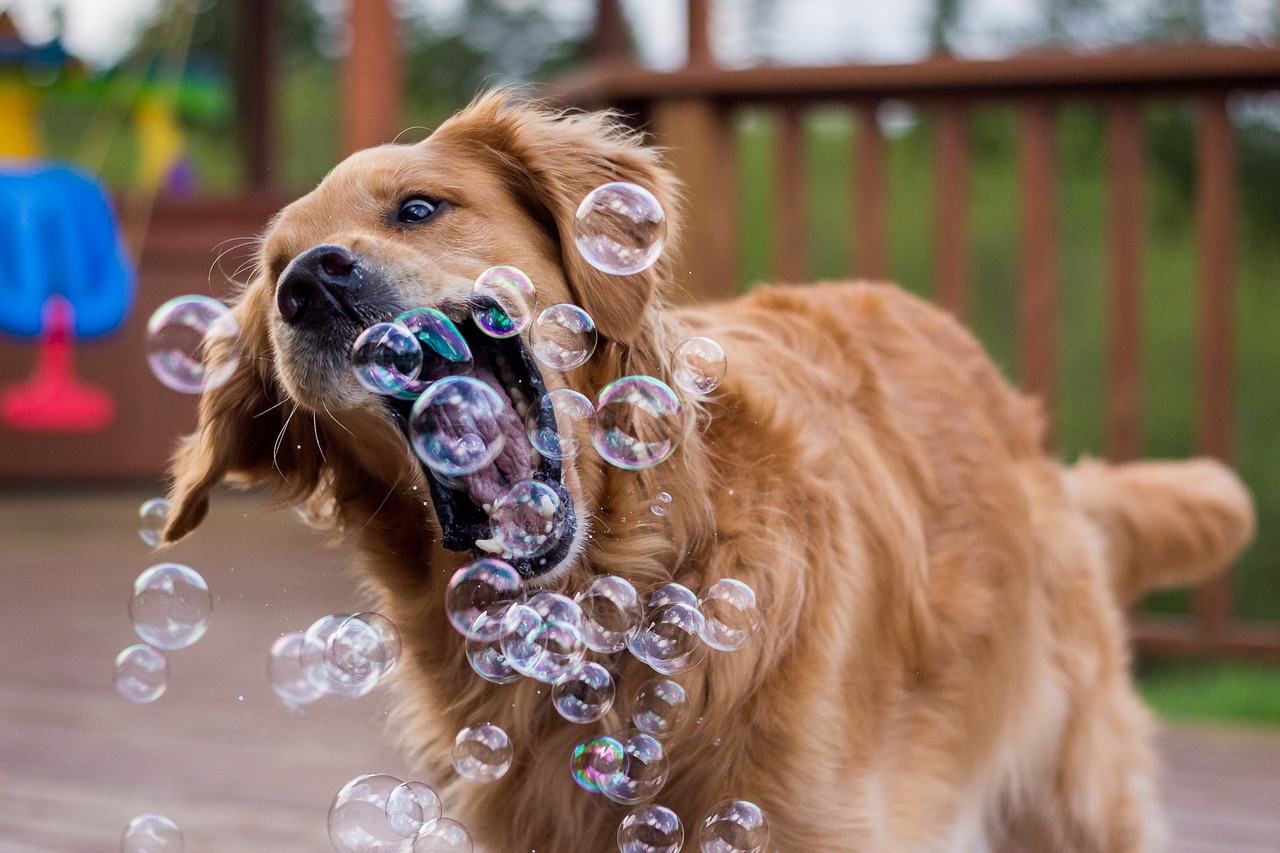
[
  {"left": 526, "top": 389, "right": 596, "bottom": 461},
  {"left": 129, "top": 563, "right": 212, "bottom": 650},
  {"left": 571, "top": 735, "right": 627, "bottom": 793},
  {"left": 385, "top": 781, "right": 442, "bottom": 839},
  {"left": 452, "top": 723, "right": 513, "bottom": 783},
  {"left": 122, "top": 813, "right": 183, "bottom": 852},
  {"left": 445, "top": 559, "right": 522, "bottom": 641},
  {"left": 618, "top": 805, "right": 684, "bottom": 853},
  {"left": 115, "top": 644, "right": 168, "bottom": 704},
  {"left": 672, "top": 337, "right": 727, "bottom": 396},
  {"left": 505, "top": 613, "right": 587, "bottom": 684},
  {"left": 647, "top": 583, "right": 699, "bottom": 611},
  {"left": 699, "top": 800, "right": 769, "bottom": 853},
  {"left": 489, "top": 480, "right": 563, "bottom": 558},
  {"left": 138, "top": 497, "right": 170, "bottom": 547},
  {"left": 351, "top": 322, "right": 424, "bottom": 397},
  {"left": 269, "top": 631, "right": 323, "bottom": 709},
  {"left": 530, "top": 303, "right": 597, "bottom": 370},
  {"left": 699, "top": 580, "right": 761, "bottom": 652},
  {"left": 575, "top": 575, "right": 641, "bottom": 654},
  {"left": 394, "top": 308, "right": 474, "bottom": 396},
  {"left": 574, "top": 182, "right": 667, "bottom": 276},
  {"left": 328, "top": 773, "right": 410, "bottom": 853},
  {"left": 146, "top": 295, "right": 240, "bottom": 394},
  {"left": 632, "top": 678, "right": 689, "bottom": 738},
  {"left": 552, "top": 661, "right": 615, "bottom": 724},
  {"left": 649, "top": 492, "right": 672, "bottom": 517},
  {"left": 472, "top": 266, "right": 536, "bottom": 338},
  {"left": 300, "top": 614, "right": 388, "bottom": 699},
  {"left": 592, "top": 376, "right": 682, "bottom": 471},
  {"left": 601, "top": 731, "right": 670, "bottom": 805},
  {"left": 409, "top": 376, "right": 507, "bottom": 478},
  {"left": 413, "top": 818, "right": 473, "bottom": 853},
  {"left": 466, "top": 633, "right": 520, "bottom": 684},
  {"left": 628, "top": 603, "right": 705, "bottom": 675},
  {"left": 330, "top": 612, "right": 402, "bottom": 681},
  {"left": 526, "top": 591, "right": 584, "bottom": 628}
]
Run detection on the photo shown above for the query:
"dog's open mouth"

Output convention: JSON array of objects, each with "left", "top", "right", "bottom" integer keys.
[{"left": 382, "top": 300, "right": 577, "bottom": 579}]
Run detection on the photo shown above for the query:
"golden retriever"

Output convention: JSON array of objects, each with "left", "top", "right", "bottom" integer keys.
[{"left": 162, "top": 91, "right": 1255, "bottom": 852}]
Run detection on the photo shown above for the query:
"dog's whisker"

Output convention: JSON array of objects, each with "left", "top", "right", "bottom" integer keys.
[
  {"left": 254, "top": 398, "right": 287, "bottom": 418},
  {"left": 272, "top": 403, "right": 298, "bottom": 482},
  {"left": 311, "top": 413, "right": 326, "bottom": 462},
  {"left": 359, "top": 477, "right": 400, "bottom": 533},
  {"left": 323, "top": 402, "right": 355, "bottom": 438}
]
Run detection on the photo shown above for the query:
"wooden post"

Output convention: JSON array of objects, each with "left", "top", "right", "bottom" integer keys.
[
  {"left": 933, "top": 101, "right": 970, "bottom": 317},
  {"left": 342, "top": 0, "right": 402, "bottom": 155},
  {"left": 688, "top": 0, "right": 713, "bottom": 67},
  {"left": 591, "top": 0, "right": 630, "bottom": 63},
  {"left": 854, "top": 103, "right": 888, "bottom": 280},
  {"left": 235, "top": 0, "right": 277, "bottom": 188},
  {"left": 1105, "top": 98, "right": 1144, "bottom": 462},
  {"left": 1017, "top": 100, "right": 1059, "bottom": 431},
  {"left": 773, "top": 105, "right": 807, "bottom": 283}
]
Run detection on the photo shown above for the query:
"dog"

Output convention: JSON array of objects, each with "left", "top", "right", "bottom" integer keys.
[{"left": 162, "top": 91, "right": 1255, "bottom": 852}]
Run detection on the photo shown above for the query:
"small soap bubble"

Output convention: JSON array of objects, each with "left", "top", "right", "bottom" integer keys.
[
  {"left": 512, "top": 618, "right": 587, "bottom": 684},
  {"left": 526, "top": 591, "right": 584, "bottom": 628},
  {"left": 601, "top": 731, "right": 670, "bottom": 805},
  {"left": 129, "top": 563, "right": 212, "bottom": 650},
  {"left": 498, "top": 603, "right": 543, "bottom": 675},
  {"left": 648, "top": 583, "right": 700, "bottom": 611},
  {"left": 330, "top": 612, "right": 402, "bottom": 681},
  {"left": 573, "top": 182, "right": 667, "bottom": 276},
  {"left": 351, "top": 322, "right": 424, "bottom": 396},
  {"left": 526, "top": 388, "right": 596, "bottom": 461},
  {"left": 302, "top": 615, "right": 380, "bottom": 699},
  {"left": 472, "top": 266, "right": 536, "bottom": 338},
  {"left": 552, "top": 661, "right": 615, "bottom": 724},
  {"left": 672, "top": 337, "right": 727, "bottom": 396},
  {"left": 385, "top": 781, "right": 442, "bottom": 839},
  {"left": 327, "top": 773, "right": 408, "bottom": 853},
  {"left": 632, "top": 678, "right": 689, "bottom": 738},
  {"left": 572, "top": 735, "right": 627, "bottom": 793},
  {"left": 466, "top": 633, "right": 521, "bottom": 684},
  {"left": 409, "top": 376, "right": 507, "bottom": 477},
  {"left": 575, "top": 575, "right": 642, "bottom": 654},
  {"left": 121, "top": 813, "right": 183, "bottom": 853},
  {"left": 269, "top": 631, "right": 323, "bottom": 709},
  {"left": 489, "top": 480, "right": 563, "bottom": 558},
  {"left": 412, "top": 818, "right": 473, "bottom": 853},
  {"left": 146, "top": 295, "right": 240, "bottom": 394},
  {"left": 446, "top": 559, "right": 522, "bottom": 641},
  {"left": 699, "top": 579, "right": 761, "bottom": 652},
  {"left": 618, "top": 804, "right": 684, "bottom": 853},
  {"left": 649, "top": 492, "right": 672, "bottom": 517},
  {"left": 531, "top": 303, "right": 597, "bottom": 370},
  {"left": 593, "top": 376, "right": 682, "bottom": 471},
  {"left": 138, "top": 497, "right": 170, "bottom": 547},
  {"left": 394, "top": 308, "right": 474, "bottom": 396},
  {"left": 115, "top": 644, "right": 168, "bottom": 704},
  {"left": 452, "top": 723, "right": 513, "bottom": 783},
  {"left": 628, "top": 603, "right": 706, "bottom": 675},
  {"left": 699, "top": 800, "right": 769, "bottom": 853}
]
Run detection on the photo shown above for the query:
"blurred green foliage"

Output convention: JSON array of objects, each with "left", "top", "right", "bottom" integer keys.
[{"left": 1137, "top": 659, "right": 1280, "bottom": 726}]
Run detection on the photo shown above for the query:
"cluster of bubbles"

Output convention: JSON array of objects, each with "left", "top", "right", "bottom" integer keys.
[
  {"left": 121, "top": 813, "right": 183, "bottom": 852},
  {"left": 269, "top": 611, "right": 403, "bottom": 709},
  {"left": 115, "top": 560, "right": 213, "bottom": 704},
  {"left": 145, "top": 295, "right": 241, "bottom": 394},
  {"left": 329, "top": 773, "right": 472, "bottom": 853},
  {"left": 611, "top": 799, "right": 771, "bottom": 853}
]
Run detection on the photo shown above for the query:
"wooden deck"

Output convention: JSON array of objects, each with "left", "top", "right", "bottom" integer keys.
[{"left": 0, "top": 489, "right": 1278, "bottom": 852}]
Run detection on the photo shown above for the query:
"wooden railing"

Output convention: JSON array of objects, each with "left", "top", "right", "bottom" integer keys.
[{"left": 554, "top": 1, "right": 1280, "bottom": 660}]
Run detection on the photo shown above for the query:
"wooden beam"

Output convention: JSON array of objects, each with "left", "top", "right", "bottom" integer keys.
[
  {"left": 1017, "top": 100, "right": 1059, "bottom": 430},
  {"left": 933, "top": 102, "right": 970, "bottom": 316},
  {"left": 773, "top": 105, "right": 807, "bottom": 283},
  {"left": 1105, "top": 98, "right": 1144, "bottom": 462},
  {"left": 854, "top": 103, "right": 888, "bottom": 280},
  {"left": 235, "top": 0, "right": 277, "bottom": 188},
  {"left": 342, "top": 0, "right": 402, "bottom": 155}
]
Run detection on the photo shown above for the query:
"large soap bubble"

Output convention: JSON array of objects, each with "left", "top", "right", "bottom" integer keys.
[
  {"left": 573, "top": 182, "right": 667, "bottom": 276},
  {"left": 146, "top": 295, "right": 240, "bottom": 394},
  {"left": 600, "top": 731, "right": 670, "bottom": 805},
  {"left": 471, "top": 266, "right": 536, "bottom": 339},
  {"left": 530, "top": 303, "right": 597, "bottom": 370},
  {"left": 672, "top": 336, "right": 727, "bottom": 396},
  {"left": 698, "top": 579, "right": 761, "bottom": 652},
  {"left": 129, "top": 563, "right": 212, "bottom": 650},
  {"left": 618, "top": 804, "right": 684, "bottom": 853},
  {"left": 351, "top": 322, "right": 424, "bottom": 397},
  {"left": 592, "top": 376, "right": 682, "bottom": 471},
  {"left": 409, "top": 376, "right": 507, "bottom": 478},
  {"left": 699, "top": 800, "right": 770, "bottom": 853},
  {"left": 452, "top": 723, "right": 513, "bottom": 783},
  {"left": 445, "top": 559, "right": 522, "bottom": 642},
  {"left": 327, "top": 773, "right": 411, "bottom": 853},
  {"left": 552, "top": 661, "right": 615, "bottom": 724},
  {"left": 575, "top": 575, "right": 641, "bottom": 654},
  {"left": 526, "top": 389, "right": 596, "bottom": 462}
]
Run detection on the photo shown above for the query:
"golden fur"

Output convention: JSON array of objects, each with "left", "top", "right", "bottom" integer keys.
[{"left": 164, "top": 92, "right": 1255, "bottom": 852}]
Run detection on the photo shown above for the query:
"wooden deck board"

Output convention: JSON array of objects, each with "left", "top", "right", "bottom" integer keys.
[{"left": 1, "top": 489, "right": 1278, "bottom": 851}]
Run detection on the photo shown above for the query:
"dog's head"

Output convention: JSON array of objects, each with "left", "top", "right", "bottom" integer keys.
[{"left": 161, "top": 91, "right": 689, "bottom": 584}]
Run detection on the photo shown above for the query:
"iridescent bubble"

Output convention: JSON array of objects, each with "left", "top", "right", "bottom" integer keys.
[
  {"left": 699, "top": 800, "right": 769, "bottom": 853},
  {"left": 409, "top": 376, "right": 507, "bottom": 478},
  {"left": 648, "top": 583, "right": 700, "bottom": 611},
  {"left": 471, "top": 266, "right": 536, "bottom": 338},
  {"left": 138, "top": 497, "right": 170, "bottom": 547},
  {"left": 632, "top": 678, "right": 689, "bottom": 738},
  {"left": 573, "top": 182, "right": 667, "bottom": 276},
  {"left": 145, "top": 295, "right": 240, "bottom": 394},
  {"left": 525, "top": 389, "right": 596, "bottom": 462},
  {"left": 530, "top": 303, "right": 597, "bottom": 370},
  {"left": 466, "top": 633, "right": 520, "bottom": 684},
  {"left": 575, "top": 575, "right": 642, "bottom": 654},
  {"left": 412, "top": 818, "right": 473, "bottom": 853},
  {"left": 601, "top": 731, "right": 670, "bottom": 805},
  {"left": 552, "top": 661, "right": 615, "bottom": 724},
  {"left": 269, "top": 631, "right": 323, "bottom": 709},
  {"left": 122, "top": 813, "right": 183, "bottom": 852},
  {"left": 301, "top": 615, "right": 378, "bottom": 699},
  {"left": 698, "top": 579, "right": 761, "bottom": 652},
  {"left": 452, "top": 723, "right": 513, "bottom": 783},
  {"left": 129, "top": 563, "right": 212, "bottom": 650},
  {"left": 592, "top": 376, "right": 682, "bottom": 471},
  {"left": 526, "top": 592, "right": 583, "bottom": 628},
  {"left": 507, "top": 616, "right": 587, "bottom": 684},
  {"left": 672, "top": 337, "right": 727, "bottom": 396},
  {"left": 330, "top": 612, "right": 402, "bottom": 681},
  {"left": 488, "top": 480, "right": 563, "bottom": 558},
  {"left": 328, "top": 773, "right": 410, "bottom": 853},
  {"left": 351, "top": 322, "right": 424, "bottom": 397},
  {"left": 571, "top": 735, "right": 627, "bottom": 793},
  {"left": 498, "top": 603, "right": 543, "bottom": 677},
  {"left": 385, "top": 781, "right": 442, "bottom": 839},
  {"left": 394, "top": 308, "right": 474, "bottom": 397},
  {"left": 445, "top": 559, "right": 522, "bottom": 642},
  {"left": 618, "top": 805, "right": 684, "bottom": 853},
  {"left": 115, "top": 644, "right": 168, "bottom": 704},
  {"left": 649, "top": 491, "right": 672, "bottom": 518},
  {"left": 628, "top": 603, "right": 706, "bottom": 675}
]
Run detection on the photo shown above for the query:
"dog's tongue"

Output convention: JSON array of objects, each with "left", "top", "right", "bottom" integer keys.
[{"left": 448, "top": 366, "right": 532, "bottom": 509}]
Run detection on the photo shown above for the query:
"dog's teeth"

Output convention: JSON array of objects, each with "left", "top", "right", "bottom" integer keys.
[
  {"left": 483, "top": 502, "right": 493, "bottom": 513},
  {"left": 516, "top": 401, "right": 529, "bottom": 419},
  {"left": 475, "top": 537, "right": 503, "bottom": 554}
]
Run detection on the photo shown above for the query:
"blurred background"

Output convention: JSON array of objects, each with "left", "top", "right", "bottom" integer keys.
[{"left": 0, "top": 0, "right": 1278, "bottom": 850}]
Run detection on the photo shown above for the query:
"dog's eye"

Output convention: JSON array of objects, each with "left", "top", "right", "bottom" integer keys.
[{"left": 397, "top": 197, "right": 440, "bottom": 224}]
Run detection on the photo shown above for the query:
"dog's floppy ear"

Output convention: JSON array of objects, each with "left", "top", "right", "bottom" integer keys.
[{"left": 447, "top": 92, "right": 682, "bottom": 344}]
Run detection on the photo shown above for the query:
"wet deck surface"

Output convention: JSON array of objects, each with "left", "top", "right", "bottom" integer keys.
[{"left": 1, "top": 489, "right": 1278, "bottom": 852}]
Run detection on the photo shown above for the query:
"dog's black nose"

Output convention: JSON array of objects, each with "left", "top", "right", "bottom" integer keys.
[{"left": 276, "top": 244, "right": 362, "bottom": 326}]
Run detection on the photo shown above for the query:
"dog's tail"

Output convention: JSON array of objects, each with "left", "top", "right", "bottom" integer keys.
[{"left": 1068, "top": 457, "right": 1255, "bottom": 606}]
